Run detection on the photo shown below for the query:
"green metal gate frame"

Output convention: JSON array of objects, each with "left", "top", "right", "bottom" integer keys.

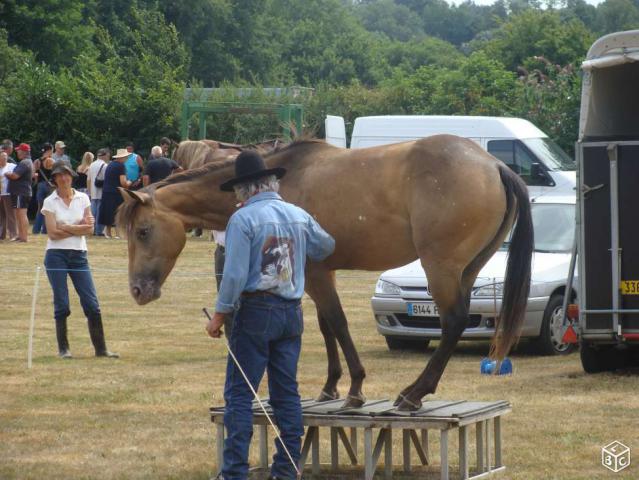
[{"left": 179, "top": 101, "right": 304, "bottom": 141}]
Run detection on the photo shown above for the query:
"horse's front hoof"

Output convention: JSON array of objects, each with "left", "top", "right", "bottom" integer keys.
[
  {"left": 342, "top": 393, "right": 366, "bottom": 408},
  {"left": 316, "top": 389, "right": 340, "bottom": 402},
  {"left": 394, "top": 394, "right": 422, "bottom": 412}
]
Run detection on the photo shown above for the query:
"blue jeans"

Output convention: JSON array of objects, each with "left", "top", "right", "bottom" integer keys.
[
  {"left": 33, "top": 182, "right": 52, "bottom": 234},
  {"left": 44, "top": 249, "right": 101, "bottom": 320},
  {"left": 91, "top": 199, "right": 105, "bottom": 235},
  {"left": 222, "top": 294, "right": 304, "bottom": 480}
]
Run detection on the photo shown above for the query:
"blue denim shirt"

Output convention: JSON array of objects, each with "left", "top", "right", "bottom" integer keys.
[{"left": 215, "top": 192, "right": 335, "bottom": 313}]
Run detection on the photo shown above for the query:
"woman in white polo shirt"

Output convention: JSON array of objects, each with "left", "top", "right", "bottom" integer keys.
[{"left": 42, "top": 161, "right": 118, "bottom": 359}]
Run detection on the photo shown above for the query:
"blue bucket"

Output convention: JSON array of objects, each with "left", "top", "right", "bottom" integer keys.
[{"left": 480, "top": 357, "right": 513, "bottom": 375}]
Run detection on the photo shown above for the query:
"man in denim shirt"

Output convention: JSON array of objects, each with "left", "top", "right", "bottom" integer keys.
[{"left": 206, "top": 151, "right": 335, "bottom": 480}]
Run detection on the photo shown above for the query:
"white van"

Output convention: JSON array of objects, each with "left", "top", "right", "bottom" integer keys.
[{"left": 325, "top": 115, "right": 576, "bottom": 196}]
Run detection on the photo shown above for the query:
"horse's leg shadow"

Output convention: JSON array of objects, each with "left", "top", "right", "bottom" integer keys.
[{"left": 306, "top": 265, "right": 366, "bottom": 408}]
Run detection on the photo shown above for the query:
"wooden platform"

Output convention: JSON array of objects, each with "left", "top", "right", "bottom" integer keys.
[{"left": 210, "top": 398, "right": 510, "bottom": 480}]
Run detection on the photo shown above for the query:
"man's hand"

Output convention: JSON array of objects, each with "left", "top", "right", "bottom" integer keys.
[{"left": 206, "top": 312, "right": 227, "bottom": 338}]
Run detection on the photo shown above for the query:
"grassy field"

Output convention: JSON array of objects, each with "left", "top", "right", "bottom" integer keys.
[{"left": 1, "top": 235, "right": 637, "bottom": 479}]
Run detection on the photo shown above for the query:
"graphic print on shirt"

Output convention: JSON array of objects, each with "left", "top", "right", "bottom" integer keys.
[{"left": 257, "top": 236, "right": 295, "bottom": 295}]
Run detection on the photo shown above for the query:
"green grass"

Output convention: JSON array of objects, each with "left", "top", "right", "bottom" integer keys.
[{"left": 1, "top": 235, "right": 638, "bottom": 479}]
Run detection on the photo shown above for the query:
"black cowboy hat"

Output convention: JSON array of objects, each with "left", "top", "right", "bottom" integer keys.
[{"left": 220, "top": 150, "right": 286, "bottom": 192}]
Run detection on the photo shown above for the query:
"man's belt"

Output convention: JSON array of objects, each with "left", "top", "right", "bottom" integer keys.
[
  {"left": 241, "top": 290, "right": 279, "bottom": 298},
  {"left": 240, "top": 291, "right": 300, "bottom": 303}
]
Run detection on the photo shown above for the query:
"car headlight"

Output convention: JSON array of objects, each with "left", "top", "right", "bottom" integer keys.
[
  {"left": 474, "top": 282, "right": 504, "bottom": 297},
  {"left": 375, "top": 279, "right": 401, "bottom": 296}
]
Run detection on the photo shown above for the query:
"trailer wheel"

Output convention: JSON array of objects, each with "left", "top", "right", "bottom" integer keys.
[
  {"left": 534, "top": 294, "right": 576, "bottom": 355},
  {"left": 385, "top": 337, "right": 430, "bottom": 351},
  {"left": 580, "top": 341, "right": 627, "bottom": 373}
]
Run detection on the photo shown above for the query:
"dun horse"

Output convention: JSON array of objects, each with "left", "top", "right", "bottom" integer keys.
[
  {"left": 172, "top": 139, "right": 282, "bottom": 169},
  {"left": 117, "top": 136, "right": 533, "bottom": 411}
]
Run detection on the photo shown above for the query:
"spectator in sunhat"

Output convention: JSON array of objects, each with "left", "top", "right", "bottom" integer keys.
[{"left": 4, "top": 143, "right": 34, "bottom": 242}]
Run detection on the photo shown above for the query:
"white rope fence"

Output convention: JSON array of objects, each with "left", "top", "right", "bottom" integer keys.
[{"left": 27, "top": 266, "right": 42, "bottom": 369}]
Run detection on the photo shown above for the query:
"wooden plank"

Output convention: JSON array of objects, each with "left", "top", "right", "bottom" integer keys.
[
  {"left": 371, "top": 429, "right": 386, "bottom": 467},
  {"left": 331, "top": 427, "right": 339, "bottom": 470},
  {"left": 409, "top": 430, "right": 428, "bottom": 466},
  {"left": 421, "top": 429, "right": 429, "bottom": 465},
  {"left": 299, "top": 426, "right": 315, "bottom": 469},
  {"left": 329, "top": 399, "right": 391, "bottom": 415},
  {"left": 459, "top": 425, "right": 469, "bottom": 479},
  {"left": 364, "top": 428, "right": 374, "bottom": 480},
  {"left": 485, "top": 420, "right": 492, "bottom": 472},
  {"left": 216, "top": 423, "right": 224, "bottom": 475},
  {"left": 258, "top": 424, "right": 268, "bottom": 468},
  {"left": 384, "top": 429, "right": 393, "bottom": 480},
  {"left": 402, "top": 430, "right": 411, "bottom": 473},
  {"left": 440, "top": 429, "right": 449, "bottom": 480},
  {"left": 494, "top": 416, "right": 502, "bottom": 468},
  {"left": 312, "top": 424, "right": 320, "bottom": 475},
  {"left": 301, "top": 399, "right": 344, "bottom": 414},
  {"left": 337, "top": 427, "right": 358, "bottom": 465},
  {"left": 422, "top": 402, "right": 508, "bottom": 418},
  {"left": 351, "top": 427, "right": 358, "bottom": 456},
  {"left": 476, "top": 421, "right": 485, "bottom": 473},
  {"left": 384, "top": 400, "right": 466, "bottom": 417},
  {"left": 252, "top": 414, "right": 459, "bottom": 431}
]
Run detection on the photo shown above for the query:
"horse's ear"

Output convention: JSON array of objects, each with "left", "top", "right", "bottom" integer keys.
[{"left": 119, "top": 188, "right": 151, "bottom": 205}]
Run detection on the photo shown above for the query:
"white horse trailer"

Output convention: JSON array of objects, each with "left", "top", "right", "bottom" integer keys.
[{"left": 576, "top": 30, "right": 639, "bottom": 371}]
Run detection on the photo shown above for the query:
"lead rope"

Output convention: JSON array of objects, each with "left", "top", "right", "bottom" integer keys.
[{"left": 203, "top": 308, "right": 301, "bottom": 479}]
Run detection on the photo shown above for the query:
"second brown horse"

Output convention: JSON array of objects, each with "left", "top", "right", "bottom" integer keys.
[{"left": 117, "top": 136, "right": 533, "bottom": 410}]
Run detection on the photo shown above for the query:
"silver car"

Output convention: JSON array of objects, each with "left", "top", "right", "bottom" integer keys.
[{"left": 371, "top": 195, "right": 577, "bottom": 355}]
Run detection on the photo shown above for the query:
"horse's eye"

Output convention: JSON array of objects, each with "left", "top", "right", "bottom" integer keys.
[{"left": 137, "top": 226, "right": 150, "bottom": 240}]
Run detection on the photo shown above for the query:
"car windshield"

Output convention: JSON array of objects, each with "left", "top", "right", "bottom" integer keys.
[
  {"left": 503, "top": 203, "right": 575, "bottom": 253},
  {"left": 522, "top": 137, "right": 575, "bottom": 171}
]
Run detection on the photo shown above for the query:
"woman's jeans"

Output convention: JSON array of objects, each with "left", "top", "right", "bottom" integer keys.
[
  {"left": 91, "top": 198, "right": 105, "bottom": 235},
  {"left": 32, "top": 182, "right": 51, "bottom": 234},
  {"left": 222, "top": 294, "right": 304, "bottom": 480},
  {"left": 44, "top": 249, "right": 101, "bottom": 321}
]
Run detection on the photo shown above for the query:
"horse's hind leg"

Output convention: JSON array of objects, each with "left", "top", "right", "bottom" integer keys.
[
  {"left": 316, "top": 308, "right": 342, "bottom": 401},
  {"left": 395, "top": 264, "right": 470, "bottom": 411},
  {"left": 305, "top": 264, "right": 366, "bottom": 408}
]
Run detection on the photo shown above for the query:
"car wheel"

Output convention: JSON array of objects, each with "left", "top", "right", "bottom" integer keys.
[
  {"left": 385, "top": 337, "right": 430, "bottom": 351},
  {"left": 534, "top": 294, "right": 575, "bottom": 355},
  {"left": 580, "top": 341, "right": 629, "bottom": 373}
]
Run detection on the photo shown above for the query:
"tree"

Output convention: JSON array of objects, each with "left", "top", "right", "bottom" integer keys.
[
  {"left": 596, "top": 0, "right": 639, "bottom": 33},
  {"left": 516, "top": 62, "right": 581, "bottom": 155},
  {"left": 355, "top": 0, "right": 424, "bottom": 41},
  {"left": 479, "top": 10, "right": 594, "bottom": 70},
  {"left": 0, "top": 0, "right": 96, "bottom": 69}
]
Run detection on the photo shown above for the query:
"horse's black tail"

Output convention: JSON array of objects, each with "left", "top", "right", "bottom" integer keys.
[{"left": 491, "top": 165, "right": 534, "bottom": 360}]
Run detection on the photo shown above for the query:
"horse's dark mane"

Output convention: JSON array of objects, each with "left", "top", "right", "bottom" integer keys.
[
  {"left": 116, "top": 138, "right": 331, "bottom": 231},
  {"left": 151, "top": 158, "right": 237, "bottom": 191},
  {"left": 114, "top": 160, "right": 235, "bottom": 231},
  {"left": 267, "top": 137, "right": 330, "bottom": 157}
]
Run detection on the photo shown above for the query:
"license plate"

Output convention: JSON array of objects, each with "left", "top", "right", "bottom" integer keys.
[
  {"left": 621, "top": 280, "right": 639, "bottom": 295},
  {"left": 407, "top": 302, "right": 439, "bottom": 317}
]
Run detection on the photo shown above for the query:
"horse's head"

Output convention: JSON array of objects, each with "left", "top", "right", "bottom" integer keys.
[{"left": 117, "top": 189, "right": 187, "bottom": 305}]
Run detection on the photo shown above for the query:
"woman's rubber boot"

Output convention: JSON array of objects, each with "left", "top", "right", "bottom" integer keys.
[
  {"left": 87, "top": 314, "right": 119, "bottom": 358},
  {"left": 55, "top": 317, "right": 73, "bottom": 359}
]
